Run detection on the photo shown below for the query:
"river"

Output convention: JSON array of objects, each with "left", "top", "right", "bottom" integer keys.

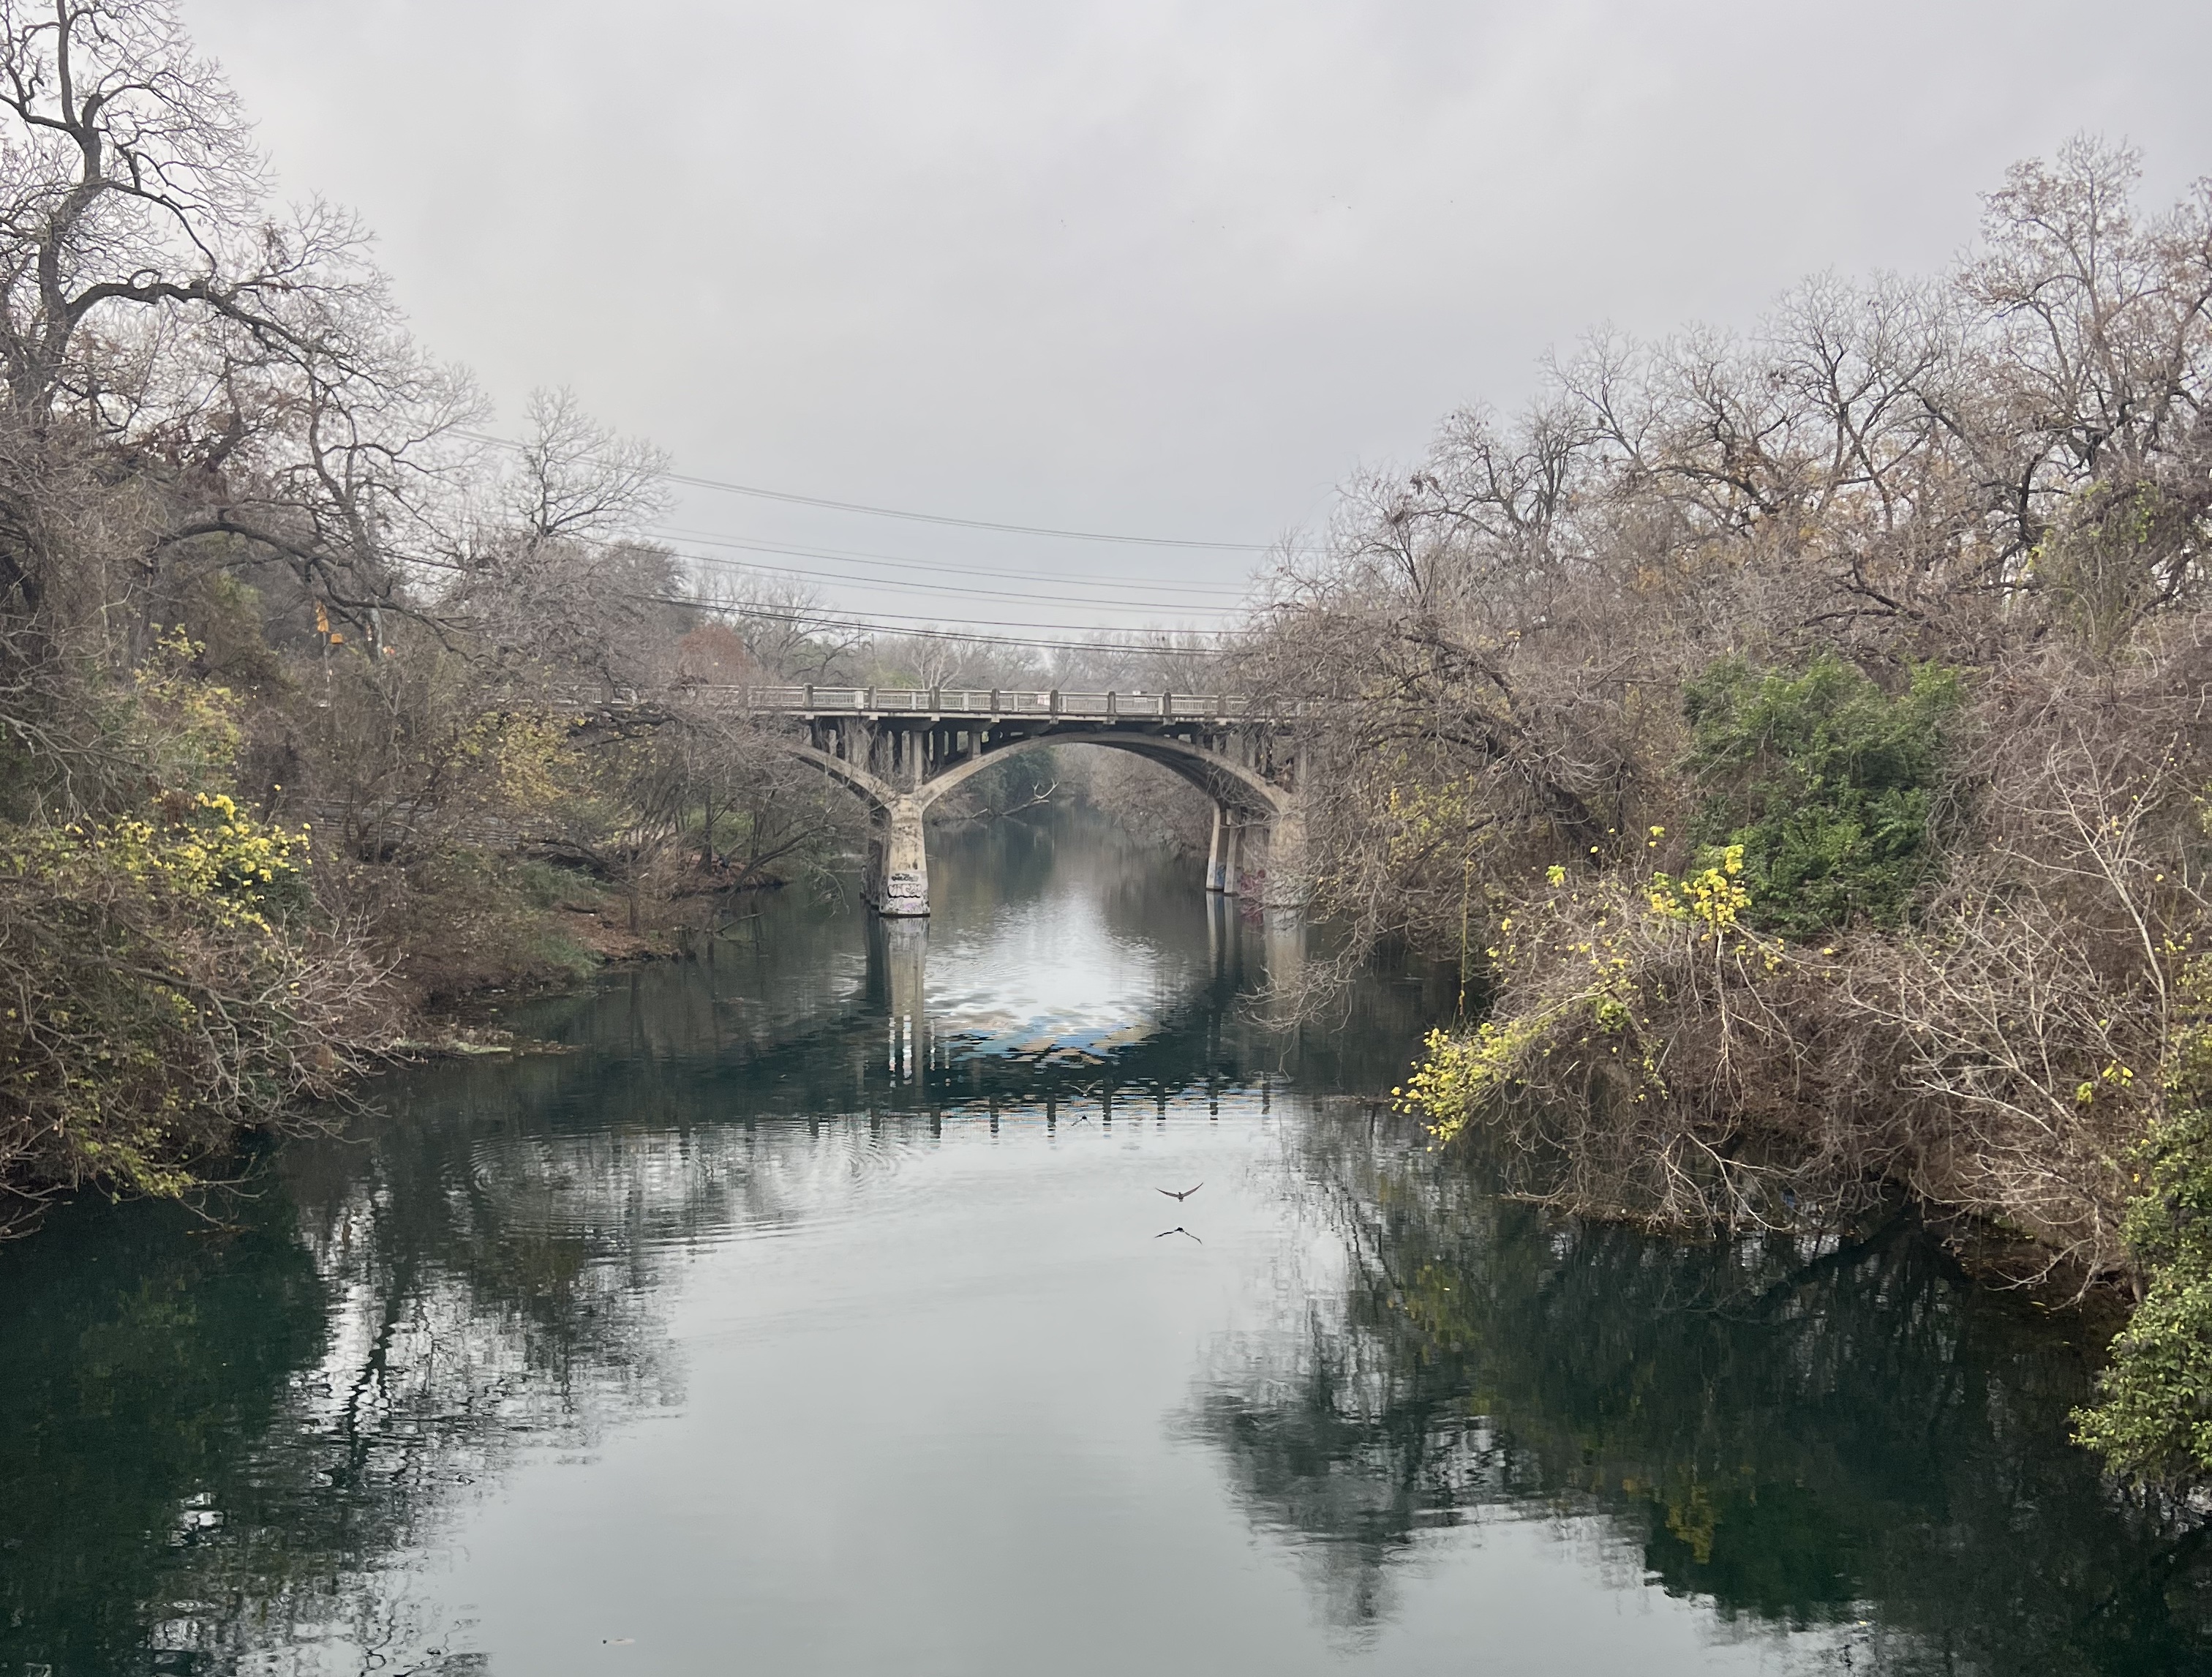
[{"left": 1, "top": 812, "right": 2207, "bottom": 1676}]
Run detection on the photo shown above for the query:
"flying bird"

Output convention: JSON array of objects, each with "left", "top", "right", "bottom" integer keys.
[
  {"left": 1156, "top": 1226, "right": 1202, "bottom": 1243},
  {"left": 1156, "top": 1182, "right": 1203, "bottom": 1202}
]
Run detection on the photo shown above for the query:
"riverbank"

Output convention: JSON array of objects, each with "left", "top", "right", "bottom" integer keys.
[{"left": 364, "top": 860, "right": 789, "bottom": 1057}]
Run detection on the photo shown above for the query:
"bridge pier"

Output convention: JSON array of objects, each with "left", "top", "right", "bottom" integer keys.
[
  {"left": 1205, "top": 801, "right": 1306, "bottom": 906},
  {"left": 1258, "top": 803, "right": 1307, "bottom": 908},
  {"left": 868, "top": 796, "right": 930, "bottom": 916}
]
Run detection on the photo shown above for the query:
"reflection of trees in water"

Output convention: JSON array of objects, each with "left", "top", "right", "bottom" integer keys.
[
  {"left": 0, "top": 814, "right": 1453, "bottom": 1673},
  {"left": 0, "top": 1078, "right": 730, "bottom": 1673},
  {"left": 0, "top": 1199, "right": 334, "bottom": 1676},
  {"left": 1185, "top": 1123, "right": 2212, "bottom": 1673},
  {"left": 0, "top": 1042, "right": 992, "bottom": 1676}
]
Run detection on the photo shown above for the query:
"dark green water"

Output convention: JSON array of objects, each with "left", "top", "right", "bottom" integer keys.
[{"left": 2, "top": 814, "right": 2208, "bottom": 1676}]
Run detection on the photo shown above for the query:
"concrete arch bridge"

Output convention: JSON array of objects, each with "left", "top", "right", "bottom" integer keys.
[{"left": 713, "top": 686, "right": 1307, "bottom": 916}]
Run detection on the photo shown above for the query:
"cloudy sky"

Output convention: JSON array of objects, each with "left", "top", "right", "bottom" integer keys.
[{"left": 189, "top": 0, "right": 2212, "bottom": 643}]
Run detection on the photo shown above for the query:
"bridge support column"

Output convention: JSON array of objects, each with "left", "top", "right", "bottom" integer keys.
[
  {"left": 1224, "top": 803, "right": 1307, "bottom": 907},
  {"left": 1259, "top": 803, "right": 1309, "bottom": 909},
  {"left": 868, "top": 796, "right": 930, "bottom": 917},
  {"left": 1205, "top": 803, "right": 1230, "bottom": 893}
]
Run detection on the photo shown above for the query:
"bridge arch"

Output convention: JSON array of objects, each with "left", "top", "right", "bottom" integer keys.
[
  {"left": 743, "top": 699, "right": 1305, "bottom": 918},
  {"left": 784, "top": 741, "right": 900, "bottom": 811},
  {"left": 911, "top": 728, "right": 1290, "bottom": 819}
]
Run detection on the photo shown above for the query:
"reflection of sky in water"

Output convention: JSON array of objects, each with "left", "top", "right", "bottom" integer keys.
[{"left": 924, "top": 873, "right": 1199, "bottom": 1065}]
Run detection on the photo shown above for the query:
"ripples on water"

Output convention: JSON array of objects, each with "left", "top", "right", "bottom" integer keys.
[{"left": 1, "top": 812, "right": 2209, "bottom": 1676}]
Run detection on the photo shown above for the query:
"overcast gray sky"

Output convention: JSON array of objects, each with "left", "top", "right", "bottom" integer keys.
[{"left": 188, "top": 0, "right": 2212, "bottom": 642}]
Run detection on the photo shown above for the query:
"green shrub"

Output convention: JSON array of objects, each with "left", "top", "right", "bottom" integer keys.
[
  {"left": 2075, "top": 969, "right": 2212, "bottom": 1484},
  {"left": 1682, "top": 653, "right": 1962, "bottom": 937}
]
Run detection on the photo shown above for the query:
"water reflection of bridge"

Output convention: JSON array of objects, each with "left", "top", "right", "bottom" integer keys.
[
  {"left": 528, "top": 895, "right": 1341, "bottom": 1128},
  {"left": 519, "top": 813, "right": 1450, "bottom": 1124},
  {"left": 865, "top": 896, "right": 1311, "bottom": 1116}
]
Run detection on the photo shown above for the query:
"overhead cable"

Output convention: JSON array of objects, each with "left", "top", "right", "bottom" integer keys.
[
  {"left": 399, "top": 549, "right": 1238, "bottom": 653},
  {"left": 663, "top": 544, "right": 1242, "bottom": 618},
  {"left": 648, "top": 524, "right": 1253, "bottom": 598},
  {"left": 459, "top": 429, "right": 1284, "bottom": 552}
]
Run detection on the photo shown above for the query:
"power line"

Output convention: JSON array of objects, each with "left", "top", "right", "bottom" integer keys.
[
  {"left": 460, "top": 429, "right": 1284, "bottom": 552},
  {"left": 648, "top": 524, "right": 1253, "bottom": 599},
  {"left": 402, "top": 550, "right": 1240, "bottom": 653},
  {"left": 662, "top": 542, "right": 1244, "bottom": 618},
  {"left": 662, "top": 472, "right": 1275, "bottom": 552},
  {"left": 651, "top": 582, "right": 1238, "bottom": 653},
  {"left": 664, "top": 552, "right": 1234, "bottom": 637}
]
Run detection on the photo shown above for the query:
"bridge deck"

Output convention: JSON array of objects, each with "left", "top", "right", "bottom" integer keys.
[{"left": 687, "top": 685, "right": 1288, "bottom": 723}]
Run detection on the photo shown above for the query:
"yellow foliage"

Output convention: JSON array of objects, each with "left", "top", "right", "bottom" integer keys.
[
  {"left": 17, "top": 792, "right": 310, "bottom": 932},
  {"left": 1647, "top": 844, "right": 1750, "bottom": 936},
  {"left": 1396, "top": 847, "right": 1786, "bottom": 1151},
  {"left": 466, "top": 710, "right": 574, "bottom": 816}
]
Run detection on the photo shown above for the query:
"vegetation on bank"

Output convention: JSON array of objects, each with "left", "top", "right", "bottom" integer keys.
[
  {"left": 0, "top": 0, "right": 1197, "bottom": 1230},
  {"left": 2074, "top": 967, "right": 2212, "bottom": 1485},
  {"left": 1255, "top": 140, "right": 2212, "bottom": 1488}
]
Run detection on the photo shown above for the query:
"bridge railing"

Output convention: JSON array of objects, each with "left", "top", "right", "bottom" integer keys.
[{"left": 709, "top": 686, "right": 1281, "bottom": 721}]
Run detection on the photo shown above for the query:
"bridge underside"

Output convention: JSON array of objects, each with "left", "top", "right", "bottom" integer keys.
[{"left": 792, "top": 711, "right": 1305, "bottom": 917}]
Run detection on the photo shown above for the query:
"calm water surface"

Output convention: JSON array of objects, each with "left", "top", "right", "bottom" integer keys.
[{"left": 3, "top": 815, "right": 2209, "bottom": 1676}]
